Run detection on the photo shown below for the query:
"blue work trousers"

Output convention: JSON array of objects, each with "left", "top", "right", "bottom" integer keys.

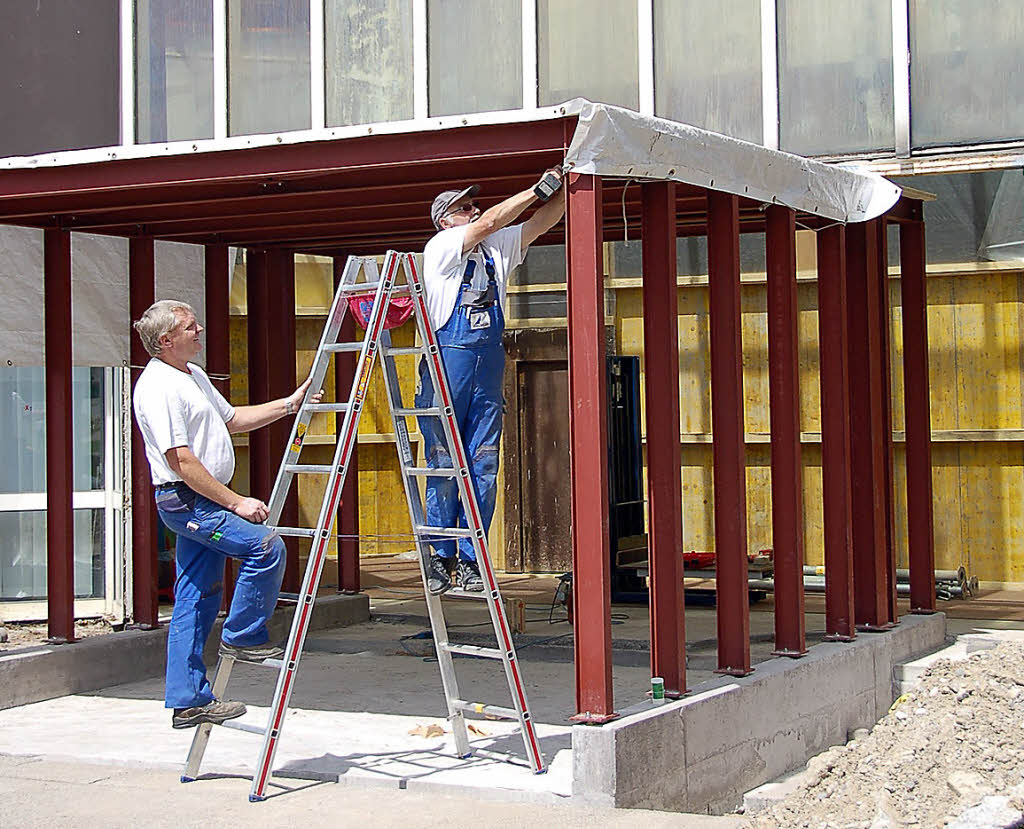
[
  {"left": 155, "top": 483, "right": 286, "bottom": 709},
  {"left": 415, "top": 298, "right": 504, "bottom": 562}
]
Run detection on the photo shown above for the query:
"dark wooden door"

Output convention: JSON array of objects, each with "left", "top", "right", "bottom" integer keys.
[{"left": 515, "top": 360, "right": 572, "bottom": 573}]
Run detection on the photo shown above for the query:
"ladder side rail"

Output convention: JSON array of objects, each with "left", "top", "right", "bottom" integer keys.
[
  {"left": 265, "top": 255, "right": 376, "bottom": 524},
  {"left": 182, "top": 653, "right": 237, "bottom": 781},
  {"left": 249, "top": 252, "right": 400, "bottom": 801},
  {"left": 403, "top": 253, "right": 545, "bottom": 773},
  {"left": 377, "top": 325, "right": 471, "bottom": 758}
]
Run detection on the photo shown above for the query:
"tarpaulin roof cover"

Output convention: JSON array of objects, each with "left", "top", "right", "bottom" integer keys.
[{"left": 562, "top": 100, "right": 901, "bottom": 223}]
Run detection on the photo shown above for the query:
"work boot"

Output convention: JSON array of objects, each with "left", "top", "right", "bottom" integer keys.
[
  {"left": 218, "top": 641, "right": 285, "bottom": 664},
  {"left": 171, "top": 699, "right": 246, "bottom": 729},
  {"left": 427, "top": 554, "right": 453, "bottom": 595},
  {"left": 457, "top": 558, "right": 484, "bottom": 592}
]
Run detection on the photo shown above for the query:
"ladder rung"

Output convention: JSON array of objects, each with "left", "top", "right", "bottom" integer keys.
[
  {"left": 404, "top": 467, "right": 457, "bottom": 478},
  {"left": 382, "top": 346, "right": 424, "bottom": 356},
  {"left": 323, "top": 342, "right": 365, "bottom": 353},
  {"left": 337, "top": 282, "right": 411, "bottom": 296},
  {"left": 444, "top": 644, "right": 505, "bottom": 660},
  {"left": 416, "top": 525, "right": 474, "bottom": 539},
  {"left": 274, "top": 527, "right": 318, "bottom": 538},
  {"left": 220, "top": 719, "right": 268, "bottom": 735},
  {"left": 304, "top": 403, "right": 349, "bottom": 413},
  {"left": 445, "top": 588, "right": 490, "bottom": 600},
  {"left": 284, "top": 464, "right": 334, "bottom": 474},
  {"left": 452, "top": 701, "right": 519, "bottom": 721},
  {"left": 393, "top": 406, "right": 440, "bottom": 417}
]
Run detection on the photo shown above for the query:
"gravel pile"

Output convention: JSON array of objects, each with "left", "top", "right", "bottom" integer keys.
[{"left": 747, "top": 640, "right": 1024, "bottom": 829}]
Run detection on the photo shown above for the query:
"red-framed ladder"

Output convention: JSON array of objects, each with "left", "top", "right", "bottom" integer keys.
[{"left": 180, "top": 251, "right": 544, "bottom": 802}]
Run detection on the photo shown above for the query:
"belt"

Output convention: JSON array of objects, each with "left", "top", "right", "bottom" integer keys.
[{"left": 155, "top": 480, "right": 191, "bottom": 494}]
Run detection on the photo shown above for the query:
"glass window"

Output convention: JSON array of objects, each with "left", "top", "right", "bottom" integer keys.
[
  {"left": 0, "top": 2, "right": 119, "bottom": 157},
  {"left": 136, "top": 0, "right": 215, "bottom": 144},
  {"left": 890, "top": 170, "right": 1024, "bottom": 266},
  {"left": 0, "top": 509, "right": 105, "bottom": 601},
  {"left": 777, "top": 0, "right": 894, "bottom": 156},
  {"left": 537, "top": 0, "right": 639, "bottom": 110},
  {"left": 428, "top": 0, "right": 522, "bottom": 117},
  {"left": 910, "top": 0, "right": 1024, "bottom": 148},
  {"left": 654, "top": 0, "right": 762, "bottom": 144},
  {"left": 325, "top": 0, "right": 414, "bottom": 126},
  {"left": 229, "top": 0, "right": 311, "bottom": 136},
  {"left": 0, "top": 368, "right": 106, "bottom": 494}
]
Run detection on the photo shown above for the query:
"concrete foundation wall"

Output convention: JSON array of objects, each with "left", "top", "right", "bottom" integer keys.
[
  {"left": 572, "top": 612, "right": 946, "bottom": 813},
  {"left": 0, "top": 593, "right": 369, "bottom": 710}
]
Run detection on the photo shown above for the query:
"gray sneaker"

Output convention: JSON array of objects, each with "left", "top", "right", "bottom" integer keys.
[
  {"left": 172, "top": 699, "right": 246, "bottom": 729},
  {"left": 427, "top": 554, "right": 454, "bottom": 595},
  {"left": 219, "top": 641, "right": 284, "bottom": 664},
  {"left": 457, "top": 558, "right": 484, "bottom": 592}
]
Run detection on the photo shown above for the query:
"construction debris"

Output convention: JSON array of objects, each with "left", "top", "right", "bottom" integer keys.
[{"left": 746, "top": 640, "right": 1024, "bottom": 828}]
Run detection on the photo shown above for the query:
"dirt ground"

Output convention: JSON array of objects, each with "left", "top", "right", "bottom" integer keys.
[
  {"left": 746, "top": 641, "right": 1024, "bottom": 828},
  {"left": 0, "top": 618, "right": 115, "bottom": 651}
]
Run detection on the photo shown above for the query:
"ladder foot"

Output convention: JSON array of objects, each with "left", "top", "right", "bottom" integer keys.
[
  {"left": 249, "top": 793, "right": 267, "bottom": 803},
  {"left": 180, "top": 775, "right": 195, "bottom": 784},
  {"left": 459, "top": 752, "right": 473, "bottom": 760},
  {"left": 534, "top": 768, "right": 548, "bottom": 776}
]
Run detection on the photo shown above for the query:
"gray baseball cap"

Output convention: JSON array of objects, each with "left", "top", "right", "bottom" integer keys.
[{"left": 430, "top": 184, "right": 480, "bottom": 229}]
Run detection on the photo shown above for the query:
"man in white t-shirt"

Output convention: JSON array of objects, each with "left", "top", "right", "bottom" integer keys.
[
  {"left": 417, "top": 168, "right": 566, "bottom": 594},
  {"left": 132, "top": 299, "right": 319, "bottom": 730}
]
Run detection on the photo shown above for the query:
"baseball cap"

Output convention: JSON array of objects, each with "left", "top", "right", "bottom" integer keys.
[{"left": 430, "top": 184, "right": 480, "bottom": 229}]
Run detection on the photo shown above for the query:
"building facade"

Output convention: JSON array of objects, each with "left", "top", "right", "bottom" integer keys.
[{"left": 1, "top": 0, "right": 1022, "bottom": 623}]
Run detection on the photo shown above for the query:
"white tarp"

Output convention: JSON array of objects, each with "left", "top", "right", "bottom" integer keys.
[
  {"left": 0, "top": 227, "right": 210, "bottom": 367},
  {"left": 563, "top": 100, "right": 901, "bottom": 224}
]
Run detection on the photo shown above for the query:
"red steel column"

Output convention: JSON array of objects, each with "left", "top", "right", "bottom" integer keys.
[
  {"left": 204, "top": 243, "right": 236, "bottom": 610},
  {"left": 765, "top": 206, "right": 807, "bottom": 657},
  {"left": 267, "top": 250, "right": 299, "bottom": 593},
  {"left": 707, "top": 191, "right": 751, "bottom": 676},
  {"left": 845, "top": 222, "right": 892, "bottom": 630},
  {"left": 44, "top": 229, "right": 75, "bottom": 643},
  {"left": 246, "top": 249, "right": 273, "bottom": 520},
  {"left": 875, "top": 223, "right": 898, "bottom": 625},
  {"left": 900, "top": 220, "right": 936, "bottom": 612},
  {"left": 129, "top": 237, "right": 160, "bottom": 628},
  {"left": 641, "top": 181, "right": 686, "bottom": 696},
  {"left": 816, "top": 226, "right": 856, "bottom": 640},
  {"left": 566, "top": 173, "right": 615, "bottom": 721},
  {"left": 333, "top": 256, "right": 360, "bottom": 593}
]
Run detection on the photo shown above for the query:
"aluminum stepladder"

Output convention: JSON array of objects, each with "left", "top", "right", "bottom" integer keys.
[{"left": 181, "top": 251, "right": 544, "bottom": 802}]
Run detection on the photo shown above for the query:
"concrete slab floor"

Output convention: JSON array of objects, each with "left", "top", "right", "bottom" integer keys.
[{"left": 2, "top": 556, "right": 1022, "bottom": 819}]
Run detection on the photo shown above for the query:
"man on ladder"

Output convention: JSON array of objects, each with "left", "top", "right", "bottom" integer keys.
[{"left": 418, "top": 167, "right": 566, "bottom": 594}]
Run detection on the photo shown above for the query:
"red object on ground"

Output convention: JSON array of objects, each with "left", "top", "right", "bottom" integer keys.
[
  {"left": 682, "top": 551, "right": 717, "bottom": 569},
  {"left": 348, "top": 294, "right": 414, "bottom": 329}
]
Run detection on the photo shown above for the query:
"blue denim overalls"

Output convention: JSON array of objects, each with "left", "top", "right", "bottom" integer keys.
[{"left": 415, "top": 252, "right": 504, "bottom": 563}]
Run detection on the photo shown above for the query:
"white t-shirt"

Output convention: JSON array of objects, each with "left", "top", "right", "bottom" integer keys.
[
  {"left": 132, "top": 358, "right": 237, "bottom": 485},
  {"left": 421, "top": 224, "right": 525, "bottom": 330}
]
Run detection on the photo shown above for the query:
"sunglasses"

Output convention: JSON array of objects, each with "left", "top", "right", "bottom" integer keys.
[{"left": 446, "top": 201, "right": 479, "bottom": 216}]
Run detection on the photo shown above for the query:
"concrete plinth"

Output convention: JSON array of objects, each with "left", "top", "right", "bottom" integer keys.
[
  {"left": 0, "top": 593, "right": 369, "bottom": 710},
  {"left": 571, "top": 612, "right": 946, "bottom": 813}
]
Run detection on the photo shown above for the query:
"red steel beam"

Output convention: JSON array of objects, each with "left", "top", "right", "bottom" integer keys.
[
  {"left": 845, "top": 222, "right": 892, "bottom": 631},
  {"left": 0, "top": 120, "right": 572, "bottom": 203},
  {"left": 333, "top": 256, "right": 360, "bottom": 593},
  {"left": 267, "top": 250, "right": 299, "bottom": 593},
  {"left": 44, "top": 229, "right": 75, "bottom": 642},
  {"left": 875, "top": 223, "right": 899, "bottom": 625},
  {"left": 640, "top": 181, "right": 686, "bottom": 697},
  {"left": 129, "top": 237, "right": 160, "bottom": 628},
  {"left": 765, "top": 206, "right": 807, "bottom": 657},
  {"left": 204, "top": 243, "right": 236, "bottom": 611},
  {"left": 816, "top": 226, "right": 856, "bottom": 640},
  {"left": 899, "top": 220, "right": 936, "bottom": 613},
  {"left": 246, "top": 250, "right": 274, "bottom": 521},
  {"left": 566, "top": 173, "right": 616, "bottom": 722},
  {"left": 707, "top": 190, "right": 751, "bottom": 676}
]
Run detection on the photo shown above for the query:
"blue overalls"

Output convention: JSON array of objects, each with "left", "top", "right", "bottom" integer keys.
[
  {"left": 154, "top": 482, "right": 286, "bottom": 709},
  {"left": 415, "top": 252, "right": 504, "bottom": 564}
]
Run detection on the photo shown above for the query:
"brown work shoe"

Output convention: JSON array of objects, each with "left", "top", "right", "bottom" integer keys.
[{"left": 172, "top": 699, "right": 246, "bottom": 729}]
